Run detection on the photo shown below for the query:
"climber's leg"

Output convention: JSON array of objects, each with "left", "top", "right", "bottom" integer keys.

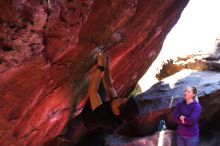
[{"left": 65, "top": 114, "right": 88, "bottom": 145}]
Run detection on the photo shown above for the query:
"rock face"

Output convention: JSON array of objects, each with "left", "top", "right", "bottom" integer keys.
[
  {"left": 156, "top": 36, "right": 220, "bottom": 80},
  {"left": 105, "top": 130, "right": 176, "bottom": 146},
  {"left": 0, "top": 0, "right": 189, "bottom": 146},
  {"left": 109, "top": 69, "right": 220, "bottom": 145},
  {"left": 139, "top": 69, "right": 220, "bottom": 130}
]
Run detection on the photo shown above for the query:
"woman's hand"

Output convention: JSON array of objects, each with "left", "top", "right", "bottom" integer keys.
[
  {"left": 97, "top": 52, "right": 106, "bottom": 67},
  {"left": 179, "top": 115, "right": 186, "bottom": 124}
]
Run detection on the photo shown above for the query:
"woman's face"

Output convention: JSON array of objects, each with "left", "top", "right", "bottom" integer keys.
[
  {"left": 184, "top": 86, "right": 195, "bottom": 100},
  {"left": 111, "top": 98, "right": 128, "bottom": 116}
]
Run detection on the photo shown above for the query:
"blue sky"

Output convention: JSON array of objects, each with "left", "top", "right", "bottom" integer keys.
[
  {"left": 138, "top": 0, "right": 220, "bottom": 91},
  {"left": 162, "top": 0, "right": 220, "bottom": 57}
]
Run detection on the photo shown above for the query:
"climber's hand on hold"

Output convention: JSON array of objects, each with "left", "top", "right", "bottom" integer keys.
[{"left": 97, "top": 52, "right": 106, "bottom": 67}]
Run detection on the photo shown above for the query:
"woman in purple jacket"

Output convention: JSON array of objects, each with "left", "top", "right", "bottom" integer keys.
[{"left": 172, "top": 86, "right": 202, "bottom": 146}]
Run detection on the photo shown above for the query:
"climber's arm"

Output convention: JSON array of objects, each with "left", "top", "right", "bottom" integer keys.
[
  {"left": 88, "top": 52, "right": 106, "bottom": 111},
  {"left": 88, "top": 69, "right": 103, "bottom": 111},
  {"left": 102, "top": 56, "right": 118, "bottom": 100}
]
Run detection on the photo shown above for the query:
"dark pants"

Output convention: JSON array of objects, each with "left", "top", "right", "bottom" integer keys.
[
  {"left": 65, "top": 114, "right": 88, "bottom": 145},
  {"left": 177, "top": 134, "right": 199, "bottom": 146},
  {"left": 44, "top": 115, "right": 88, "bottom": 146}
]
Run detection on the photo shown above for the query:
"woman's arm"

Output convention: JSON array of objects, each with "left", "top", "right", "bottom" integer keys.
[
  {"left": 182, "top": 104, "right": 202, "bottom": 126},
  {"left": 172, "top": 103, "right": 182, "bottom": 124},
  {"left": 102, "top": 56, "right": 118, "bottom": 100},
  {"left": 88, "top": 53, "right": 106, "bottom": 111}
]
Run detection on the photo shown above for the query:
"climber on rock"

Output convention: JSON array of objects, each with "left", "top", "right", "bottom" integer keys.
[{"left": 44, "top": 52, "right": 140, "bottom": 146}]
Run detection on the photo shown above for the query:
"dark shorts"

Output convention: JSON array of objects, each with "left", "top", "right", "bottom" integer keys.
[
  {"left": 81, "top": 100, "right": 122, "bottom": 130},
  {"left": 64, "top": 101, "right": 122, "bottom": 144},
  {"left": 65, "top": 114, "right": 88, "bottom": 144}
]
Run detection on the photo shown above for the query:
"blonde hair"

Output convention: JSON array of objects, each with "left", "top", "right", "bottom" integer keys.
[{"left": 191, "top": 86, "right": 199, "bottom": 102}]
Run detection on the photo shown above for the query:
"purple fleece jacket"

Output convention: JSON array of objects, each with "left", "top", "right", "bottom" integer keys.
[{"left": 172, "top": 100, "right": 202, "bottom": 137}]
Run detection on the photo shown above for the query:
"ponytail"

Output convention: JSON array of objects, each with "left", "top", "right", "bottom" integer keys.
[
  {"left": 194, "top": 95, "right": 199, "bottom": 102},
  {"left": 191, "top": 86, "right": 199, "bottom": 102}
]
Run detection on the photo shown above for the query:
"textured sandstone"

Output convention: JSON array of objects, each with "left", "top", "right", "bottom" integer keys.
[{"left": 0, "top": 0, "right": 189, "bottom": 145}]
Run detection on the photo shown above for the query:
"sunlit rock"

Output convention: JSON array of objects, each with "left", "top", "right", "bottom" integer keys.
[{"left": 116, "top": 69, "right": 220, "bottom": 139}]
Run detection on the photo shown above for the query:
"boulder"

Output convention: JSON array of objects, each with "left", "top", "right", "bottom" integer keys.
[
  {"left": 105, "top": 130, "right": 176, "bottom": 146},
  {"left": 0, "top": 0, "right": 189, "bottom": 146},
  {"left": 114, "top": 69, "right": 220, "bottom": 140},
  {"left": 156, "top": 36, "right": 220, "bottom": 80}
]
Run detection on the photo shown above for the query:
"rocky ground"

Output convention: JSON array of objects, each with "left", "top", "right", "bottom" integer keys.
[{"left": 105, "top": 130, "right": 176, "bottom": 146}]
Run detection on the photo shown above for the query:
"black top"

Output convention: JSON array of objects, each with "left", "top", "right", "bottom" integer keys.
[{"left": 81, "top": 99, "right": 123, "bottom": 130}]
